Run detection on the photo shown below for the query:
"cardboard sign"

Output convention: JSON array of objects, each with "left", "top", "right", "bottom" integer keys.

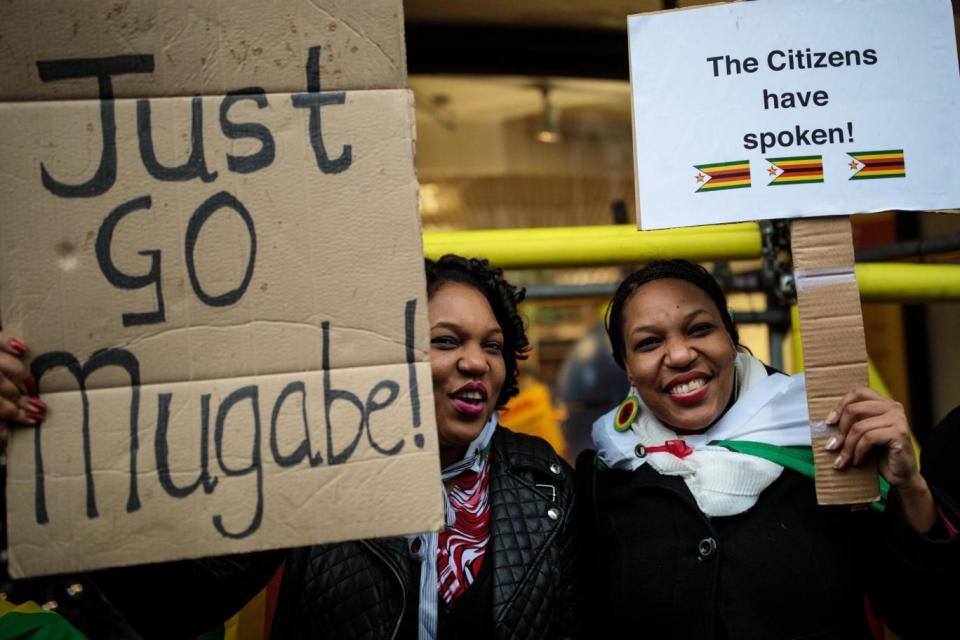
[
  {"left": 0, "top": 0, "right": 407, "bottom": 100},
  {"left": 0, "top": 4, "right": 442, "bottom": 578},
  {"left": 628, "top": 0, "right": 960, "bottom": 230},
  {"left": 791, "top": 217, "right": 878, "bottom": 505}
]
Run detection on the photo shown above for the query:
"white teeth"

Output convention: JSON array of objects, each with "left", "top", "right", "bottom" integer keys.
[
  {"left": 454, "top": 390, "right": 484, "bottom": 402},
  {"left": 669, "top": 378, "right": 706, "bottom": 395}
]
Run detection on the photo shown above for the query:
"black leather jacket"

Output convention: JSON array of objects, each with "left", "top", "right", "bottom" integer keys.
[{"left": 99, "top": 427, "right": 582, "bottom": 639}]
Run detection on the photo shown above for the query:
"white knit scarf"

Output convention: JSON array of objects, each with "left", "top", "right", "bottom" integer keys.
[{"left": 592, "top": 353, "right": 811, "bottom": 517}]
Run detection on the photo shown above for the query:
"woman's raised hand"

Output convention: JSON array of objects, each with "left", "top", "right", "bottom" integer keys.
[
  {"left": 825, "top": 386, "right": 936, "bottom": 532},
  {"left": 0, "top": 330, "right": 45, "bottom": 432}
]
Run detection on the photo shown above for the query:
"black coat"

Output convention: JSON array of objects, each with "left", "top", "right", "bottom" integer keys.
[
  {"left": 98, "top": 427, "right": 582, "bottom": 639},
  {"left": 578, "top": 434, "right": 960, "bottom": 640}
]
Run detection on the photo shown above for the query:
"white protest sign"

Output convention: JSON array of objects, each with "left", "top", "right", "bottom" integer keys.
[{"left": 629, "top": 0, "right": 960, "bottom": 230}]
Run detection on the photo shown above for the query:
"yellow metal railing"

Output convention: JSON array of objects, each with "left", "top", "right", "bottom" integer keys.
[
  {"left": 424, "top": 223, "right": 762, "bottom": 267},
  {"left": 423, "top": 224, "right": 960, "bottom": 301},
  {"left": 854, "top": 263, "right": 960, "bottom": 302}
]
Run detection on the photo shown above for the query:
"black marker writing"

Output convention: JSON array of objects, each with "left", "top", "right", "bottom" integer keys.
[
  {"left": 155, "top": 393, "right": 218, "bottom": 497},
  {"left": 270, "top": 381, "right": 322, "bottom": 467},
  {"left": 184, "top": 191, "right": 257, "bottom": 307},
  {"left": 37, "top": 55, "right": 154, "bottom": 198},
  {"left": 30, "top": 348, "right": 142, "bottom": 523},
  {"left": 95, "top": 195, "right": 165, "bottom": 326},
  {"left": 137, "top": 96, "right": 218, "bottom": 183},
  {"left": 29, "top": 303, "right": 419, "bottom": 540},
  {"left": 220, "top": 88, "right": 276, "bottom": 174},
  {"left": 212, "top": 385, "right": 263, "bottom": 539},
  {"left": 291, "top": 46, "right": 352, "bottom": 174}
]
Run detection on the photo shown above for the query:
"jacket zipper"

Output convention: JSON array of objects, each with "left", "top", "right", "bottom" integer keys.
[
  {"left": 360, "top": 539, "right": 406, "bottom": 640},
  {"left": 489, "top": 463, "right": 567, "bottom": 632}
]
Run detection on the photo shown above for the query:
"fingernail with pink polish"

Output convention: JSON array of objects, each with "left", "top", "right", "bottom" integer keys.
[
  {"left": 26, "top": 398, "right": 47, "bottom": 413},
  {"left": 833, "top": 454, "right": 845, "bottom": 469},
  {"left": 25, "top": 411, "right": 44, "bottom": 423},
  {"left": 824, "top": 437, "right": 839, "bottom": 451},
  {"left": 8, "top": 338, "right": 27, "bottom": 355},
  {"left": 25, "top": 376, "right": 38, "bottom": 396},
  {"left": 825, "top": 410, "right": 839, "bottom": 425}
]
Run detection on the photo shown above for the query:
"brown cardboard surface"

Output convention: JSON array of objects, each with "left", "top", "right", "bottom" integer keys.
[
  {"left": 791, "top": 217, "right": 880, "bottom": 505},
  {"left": 0, "top": 0, "right": 406, "bottom": 100},
  {"left": 6, "top": 365, "right": 439, "bottom": 578},
  {"left": 0, "top": 88, "right": 443, "bottom": 577},
  {"left": 0, "top": 89, "right": 423, "bottom": 391}
]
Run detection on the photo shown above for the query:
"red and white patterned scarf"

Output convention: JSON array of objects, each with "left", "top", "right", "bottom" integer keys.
[
  {"left": 410, "top": 415, "right": 498, "bottom": 638},
  {"left": 437, "top": 451, "right": 492, "bottom": 604}
]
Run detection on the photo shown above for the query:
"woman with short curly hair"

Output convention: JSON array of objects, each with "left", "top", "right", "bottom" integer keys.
[{"left": 425, "top": 254, "right": 531, "bottom": 408}]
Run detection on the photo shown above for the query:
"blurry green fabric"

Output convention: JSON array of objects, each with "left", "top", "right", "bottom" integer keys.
[{"left": 0, "top": 599, "right": 87, "bottom": 640}]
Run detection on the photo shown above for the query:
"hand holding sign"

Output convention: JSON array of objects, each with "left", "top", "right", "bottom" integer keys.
[
  {"left": 0, "top": 1, "right": 442, "bottom": 578},
  {"left": 628, "top": 0, "right": 960, "bottom": 505},
  {"left": 586, "top": 2, "right": 960, "bottom": 637},
  {"left": 825, "top": 386, "right": 937, "bottom": 533},
  {"left": 0, "top": 332, "right": 42, "bottom": 428}
]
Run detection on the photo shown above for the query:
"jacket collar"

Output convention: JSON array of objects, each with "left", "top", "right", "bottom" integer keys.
[{"left": 364, "top": 427, "right": 570, "bottom": 633}]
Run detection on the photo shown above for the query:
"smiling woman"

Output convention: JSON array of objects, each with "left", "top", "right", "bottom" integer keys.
[
  {"left": 427, "top": 281, "right": 508, "bottom": 466},
  {"left": 604, "top": 260, "right": 743, "bottom": 435},
  {"left": 618, "top": 277, "right": 737, "bottom": 432},
  {"left": 579, "top": 259, "right": 960, "bottom": 640},
  {"left": 401, "top": 254, "right": 582, "bottom": 637}
]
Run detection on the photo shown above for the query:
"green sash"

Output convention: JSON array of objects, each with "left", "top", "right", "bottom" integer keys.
[{"left": 710, "top": 440, "right": 890, "bottom": 512}]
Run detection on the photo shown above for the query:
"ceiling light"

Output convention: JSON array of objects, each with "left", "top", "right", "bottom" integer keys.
[{"left": 537, "top": 84, "right": 561, "bottom": 144}]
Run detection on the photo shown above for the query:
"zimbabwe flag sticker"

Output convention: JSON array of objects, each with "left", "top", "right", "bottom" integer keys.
[
  {"left": 848, "top": 149, "right": 906, "bottom": 180},
  {"left": 694, "top": 160, "right": 751, "bottom": 192},
  {"left": 614, "top": 396, "right": 640, "bottom": 432},
  {"left": 766, "top": 155, "right": 824, "bottom": 186}
]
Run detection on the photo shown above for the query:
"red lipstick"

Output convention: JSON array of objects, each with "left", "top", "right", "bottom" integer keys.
[
  {"left": 449, "top": 381, "right": 488, "bottom": 417},
  {"left": 663, "top": 372, "right": 710, "bottom": 406}
]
